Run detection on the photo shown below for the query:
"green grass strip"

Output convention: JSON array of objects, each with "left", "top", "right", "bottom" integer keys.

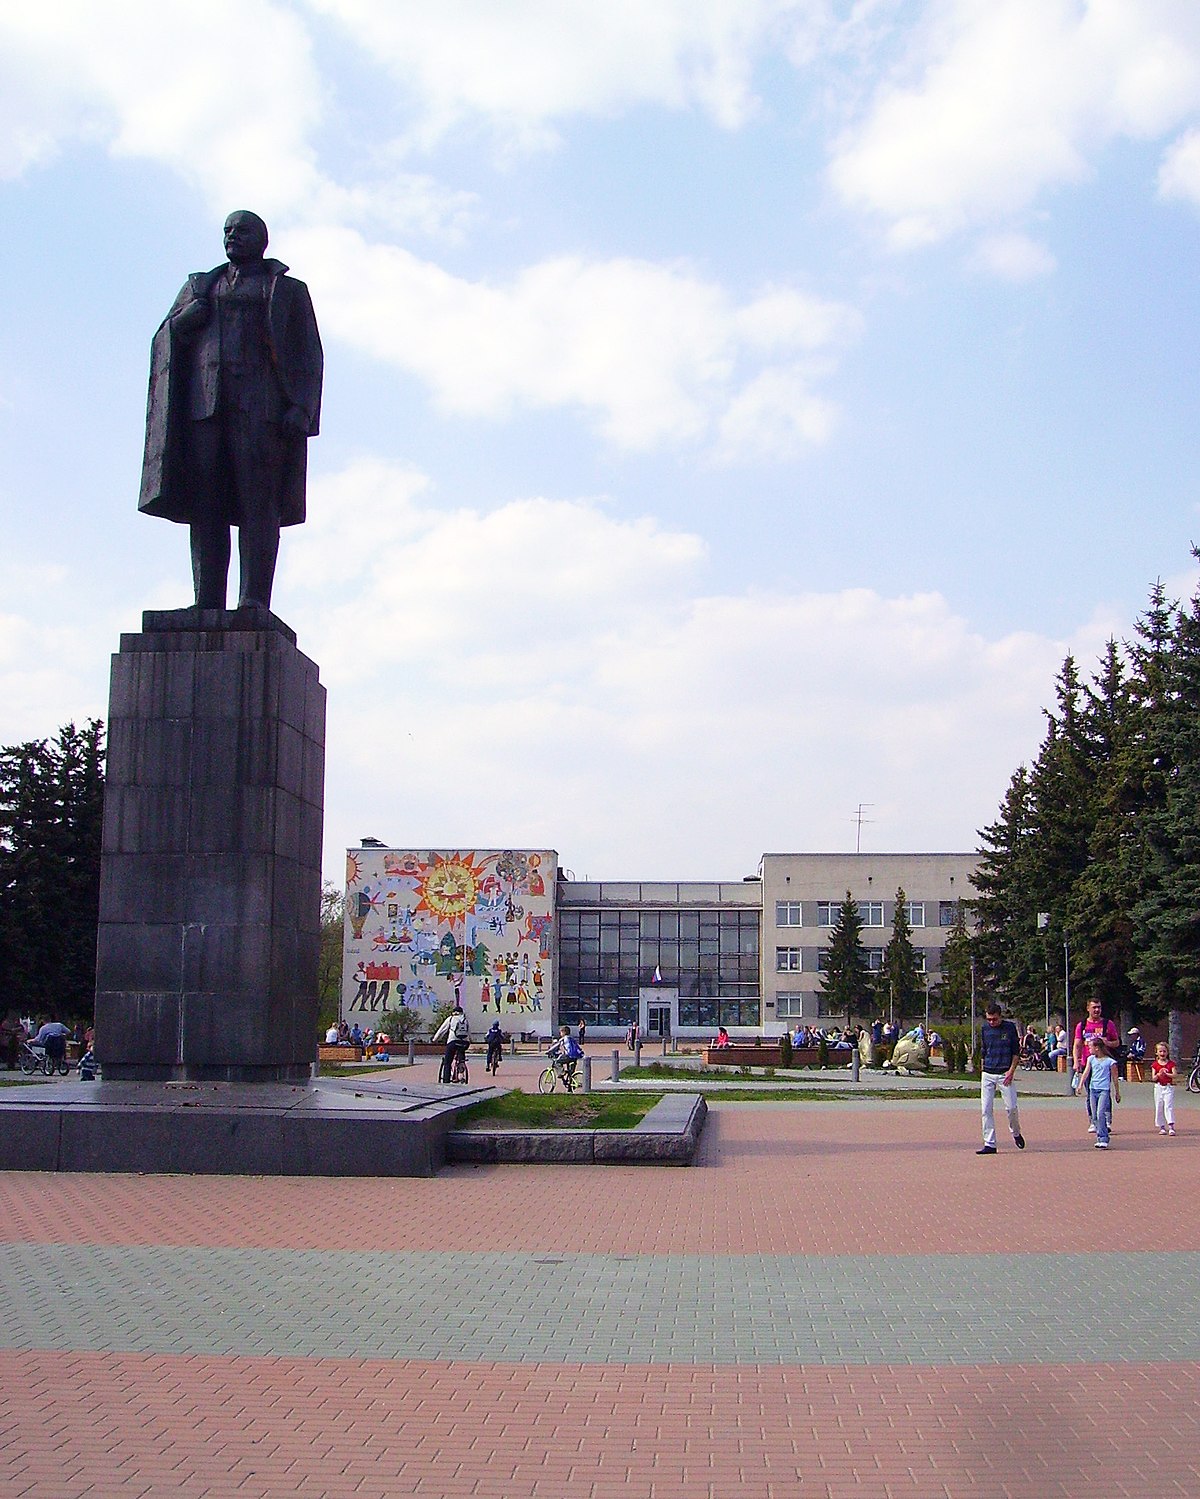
[{"left": 455, "top": 1090, "right": 661, "bottom": 1130}]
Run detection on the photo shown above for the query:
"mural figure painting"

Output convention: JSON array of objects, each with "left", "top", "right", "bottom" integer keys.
[
  {"left": 343, "top": 849, "right": 557, "bottom": 1035},
  {"left": 139, "top": 211, "right": 323, "bottom": 612}
]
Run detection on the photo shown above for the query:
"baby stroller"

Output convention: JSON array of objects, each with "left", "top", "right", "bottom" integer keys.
[{"left": 1020, "top": 1035, "right": 1048, "bottom": 1070}]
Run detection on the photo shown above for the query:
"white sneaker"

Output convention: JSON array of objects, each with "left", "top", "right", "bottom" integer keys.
[
  {"left": 1088, "top": 1124, "right": 1096, "bottom": 1133},
  {"left": 1095, "top": 1141, "right": 1108, "bottom": 1149}
]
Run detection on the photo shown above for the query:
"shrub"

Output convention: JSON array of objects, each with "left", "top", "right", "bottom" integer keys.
[
  {"left": 817, "top": 1035, "right": 829, "bottom": 1069},
  {"left": 379, "top": 1004, "right": 423, "bottom": 1042},
  {"left": 780, "top": 1032, "right": 793, "bottom": 1068}
]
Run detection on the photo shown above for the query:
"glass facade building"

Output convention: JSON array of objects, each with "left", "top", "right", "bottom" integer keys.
[{"left": 556, "top": 882, "right": 761, "bottom": 1031}]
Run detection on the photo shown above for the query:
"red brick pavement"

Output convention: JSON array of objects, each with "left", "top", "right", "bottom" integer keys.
[
  {"left": 3, "top": 1100, "right": 1197, "bottom": 1497},
  {"left": 1, "top": 1352, "right": 1197, "bottom": 1498},
  {"left": 0, "top": 1103, "right": 1195, "bottom": 1255}
]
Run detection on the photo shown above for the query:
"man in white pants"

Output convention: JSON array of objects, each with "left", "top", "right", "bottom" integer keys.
[{"left": 978, "top": 1000, "right": 1026, "bottom": 1154}]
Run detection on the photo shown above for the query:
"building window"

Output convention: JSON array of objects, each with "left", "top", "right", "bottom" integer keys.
[
  {"left": 860, "top": 901, "right": 884, "bottom": 927},
  {"left": 939, "top": 900, "right": 958, "bottom": 927},
  {"left": 905, "top": 902, "right": 925, "bottom": 927},
  {"left": 865, "top": 948, "right": 884, "bottom": 973},
  {"left": 776, "top": 947, "right": 803, "bottom": 973},
  {"left": 816, "top": 901, "right": 838, "bottom": 926},
  {"left": 816, "top": 948, "right": 830, "bottom": 973},
  {"left": 776, "top": 993, "right": 806, "bottom": 1019},
  {"left": 915, "top": 951, "right": 927, "bottom": 974},
  {"left": 776, "top": 901, "right": 803, "bottom": 927}
]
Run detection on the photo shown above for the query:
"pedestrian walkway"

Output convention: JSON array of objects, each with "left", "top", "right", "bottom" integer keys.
[{"left": 2, "top": 1097, "right": 1198, "bottom": 1496}]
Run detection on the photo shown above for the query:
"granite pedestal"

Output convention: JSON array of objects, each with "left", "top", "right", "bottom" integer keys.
[{"left": 94, "top": 607, "right": 325, "bottom": 1083}]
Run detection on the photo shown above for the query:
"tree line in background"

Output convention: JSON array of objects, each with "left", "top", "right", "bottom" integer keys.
[
  {"left": 819, "top": 886, "right": 974, "bottom": 1024},
  {"left": 0, "top": 721, "right": 104, "bottom": 1024},
  {"left": 972, "top": 564, "right": 1200, "bottom": 1054}
]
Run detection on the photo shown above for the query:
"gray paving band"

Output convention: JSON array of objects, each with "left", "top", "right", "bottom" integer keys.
[{"left": 3, "top": 1246, "right": 1199, "bottom": 1364}]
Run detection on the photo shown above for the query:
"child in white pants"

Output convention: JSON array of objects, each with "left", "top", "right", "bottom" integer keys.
[{"left": 1152, "top": 1041, "right": 1177, "bottom": 1136}]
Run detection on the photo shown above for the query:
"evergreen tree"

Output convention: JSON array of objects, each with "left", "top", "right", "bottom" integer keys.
[
  {"left": 1130, "top": 572, "right": 1200, "bottom": 1016},
  {"left": 0, "top": 720, "right": 104, "bottom": 1021},
  {"left": 883, "top": 886, "right": 921, "bottom": 1023},
  {"left": 973, "top": 765, "right": 1041, "bottom": 1008},
  {"left": 820, "top": 892, "right": 872, "bottom": 1022},
  {"left": 938, "top": 900, "right": 974, "bottom": 1023},
  {"left": 1066, "top": 640, "right": 1138, "bottom": 1016}
]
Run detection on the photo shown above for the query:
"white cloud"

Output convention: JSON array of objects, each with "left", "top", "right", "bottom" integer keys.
[
  {"left": 303, "top": 0, "right": 821, "bottom": 147},
  {"left": 0, "top": 1, "right": 477, "bottom": 238},
  {"left": 970, "top": 231, "right": 1057, "bottom": 281},
  {"left": 829, "top": 0, "right": 1200, "bottom": 253},
  {"left": 290, "top": 225, "right": 859, "bottom": 453},
  {"left": 1158, "top": 125, "right": 1200, "bottom": 205},
  {"left": 283, "top": 460, "right": 1100, "bottom": 877}
]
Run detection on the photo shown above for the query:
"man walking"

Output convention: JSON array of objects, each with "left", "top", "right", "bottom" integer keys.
[{"left": 978, "top": 1000, "right": 1026, "bottom": 1154}]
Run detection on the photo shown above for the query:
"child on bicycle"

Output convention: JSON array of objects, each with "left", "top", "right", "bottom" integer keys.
[{"left": 548, "top": 1025, "right": 583, "bottom": 1089}]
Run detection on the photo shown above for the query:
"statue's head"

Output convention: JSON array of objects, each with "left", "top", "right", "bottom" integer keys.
[{"left": 223, "top": 210, "right": 269, "bottom": 265}]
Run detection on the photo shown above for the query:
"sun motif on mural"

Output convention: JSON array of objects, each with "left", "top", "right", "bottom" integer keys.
[
  {"left": 414, "top": 851, "right": 489, "bottom": 923},
  {"left": 346, "top": 852, "right": 362, "bottom": 886}
]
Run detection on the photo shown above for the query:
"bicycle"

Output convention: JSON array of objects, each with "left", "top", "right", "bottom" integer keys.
[
  {"left": 17, "top": 1041, "right": 44, "bottom": 1075},
  {"left": 1187, "top": 1043, "right": 1200, "bottom": 1094},
  {"left": 538, "top": 1055, "right": 579, "bottom": 1094},
  {"left": 449, "top": 1045, "right": 469, "bottom": 1085}
]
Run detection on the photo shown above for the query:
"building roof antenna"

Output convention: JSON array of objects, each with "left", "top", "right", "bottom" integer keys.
[{"left": 852, "top": 803, "right": 875, "bottom": 854}]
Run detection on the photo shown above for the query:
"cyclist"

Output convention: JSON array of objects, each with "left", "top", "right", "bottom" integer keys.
[
  {"left": 485, "top": 1019, "right": 503, "bottom": 1075},
  {"left": 548, "top": 1025, "right": 584, "bottom": 1090},
  {"left": 32, "top": 1019, "right": 70, "bottom": 1071},
  {"left": 432, "top": 1005, "right": 470, "bottom": 1084}
]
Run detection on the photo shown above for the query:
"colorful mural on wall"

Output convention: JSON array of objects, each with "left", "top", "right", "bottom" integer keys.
[{"left": 342, "top": 847, "right": 558, "bottom": 1036}]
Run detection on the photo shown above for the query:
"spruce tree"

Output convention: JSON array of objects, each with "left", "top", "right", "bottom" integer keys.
[
  {"left": 1130, "top": 574, "right": 1200, "bottom": 1017},
  {"left": 883, "top": 886, "right": 921, "bottom": 1023},
  {"left": 0, "top": 720, "right": 104, "bottom": 1021},
  {"left": 938, "top": 900, "right": 974, "bottom": 1023},
  {"left": 973, "top": 766, "right": 1041, "bottom": 1009},
  {"left": 820, "top": 892, "right": 872, "bottom": 1023},
  {"left": 1067, "top": 640, "right": 1138, "bottom": 1017}
]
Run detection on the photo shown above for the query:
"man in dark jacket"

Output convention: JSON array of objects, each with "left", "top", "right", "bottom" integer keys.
[
  {"left": 139, "top": 211, "right": 323, "bottom": 612},
  {"left": 977, "top": 1000, "right": 1026, "bottom": 1154}
]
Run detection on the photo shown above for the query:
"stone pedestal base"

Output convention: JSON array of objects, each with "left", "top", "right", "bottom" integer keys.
[{"left": 94, "top": 609, "right": 325, "bottom": 1082}]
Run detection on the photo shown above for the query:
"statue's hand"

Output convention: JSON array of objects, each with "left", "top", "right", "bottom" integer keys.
[
  {"left": 172, "top": 297, "right": 209, "bottom": 333},
  {"left": 282, "top": 406, "right": 310, "bottom": 439}
]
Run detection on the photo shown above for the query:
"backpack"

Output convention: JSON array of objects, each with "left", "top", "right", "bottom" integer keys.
[{"left": 452, "top": 1013, "right": 469, "bottom": 1042}]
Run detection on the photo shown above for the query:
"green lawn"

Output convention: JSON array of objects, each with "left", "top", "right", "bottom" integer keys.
[{"left": 455, "top": 1090, "right": 661, "bottom": 1130}]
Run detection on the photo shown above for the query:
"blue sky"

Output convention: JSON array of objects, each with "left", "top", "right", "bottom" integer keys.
[{"left": 3, "top": 0, "right": 1200, "bottom": 882}]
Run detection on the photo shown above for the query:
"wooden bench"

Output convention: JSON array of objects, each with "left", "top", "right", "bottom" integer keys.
[{"left": 318, "top": 1045, "right": 363, "bottom": 1063}]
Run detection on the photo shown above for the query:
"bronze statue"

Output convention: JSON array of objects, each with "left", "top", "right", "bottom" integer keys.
[{"left": 139, "top": 211, "right": 323, "bottom": 612}]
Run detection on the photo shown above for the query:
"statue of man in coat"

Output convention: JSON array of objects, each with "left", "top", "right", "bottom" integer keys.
[{"left": 139, "top": 211, "right": 323, "bottom": 613}]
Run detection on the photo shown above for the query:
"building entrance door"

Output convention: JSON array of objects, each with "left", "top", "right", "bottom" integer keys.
[{"left": 640, "top": 988, "right": 678, "bottom": 1039}]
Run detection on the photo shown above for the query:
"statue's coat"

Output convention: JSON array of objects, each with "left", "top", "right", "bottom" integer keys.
[{"left": 139, "top": 259, "right": 323, "bottom": 528}]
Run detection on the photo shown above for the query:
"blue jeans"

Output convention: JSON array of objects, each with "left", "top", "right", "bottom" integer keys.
[{"left": 1090, "top": 1086, "right": 1112, "bottom": 1145}]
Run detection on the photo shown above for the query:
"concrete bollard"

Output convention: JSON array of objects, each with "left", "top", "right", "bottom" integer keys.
[
  {"left": 582, "top": 1056, "right": 592, "bottom": 1093},
  {"left": 611, "top": 1048, "right": 620, "bottom": 1083},
  {"left": 634, "top": 1039, "right": 642, "bottom": 1068},
  {"left": 407, "top": 1039, "right": 415, "bottom": 1066},
  {"left": 662, "top": 1034, "right": 668, "bottom": 1056},
  {"left": 510, "top": 1036, "right": 516, "bottom": 1056},
  {"left": 851, "top": 1047, "right": 860, "bottom": 1083}
]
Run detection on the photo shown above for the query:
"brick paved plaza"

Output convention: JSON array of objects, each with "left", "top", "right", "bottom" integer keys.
[{"left": 2, "top": 1091, "right": 1199, "bottom": 1497}]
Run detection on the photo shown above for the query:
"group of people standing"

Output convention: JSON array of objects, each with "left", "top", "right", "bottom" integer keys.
[{"left": 978, "top": 996, "right": 1180, "bottom": 1153}]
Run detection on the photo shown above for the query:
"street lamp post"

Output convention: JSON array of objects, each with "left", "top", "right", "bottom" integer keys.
[{"left": 1063, "top": 940, "right": 1071, "bottom": 1094}]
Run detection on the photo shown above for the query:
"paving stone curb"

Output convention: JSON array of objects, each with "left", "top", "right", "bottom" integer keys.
[{"left": 447, "top": 1092, "right": 707, "bottom": 1165}]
